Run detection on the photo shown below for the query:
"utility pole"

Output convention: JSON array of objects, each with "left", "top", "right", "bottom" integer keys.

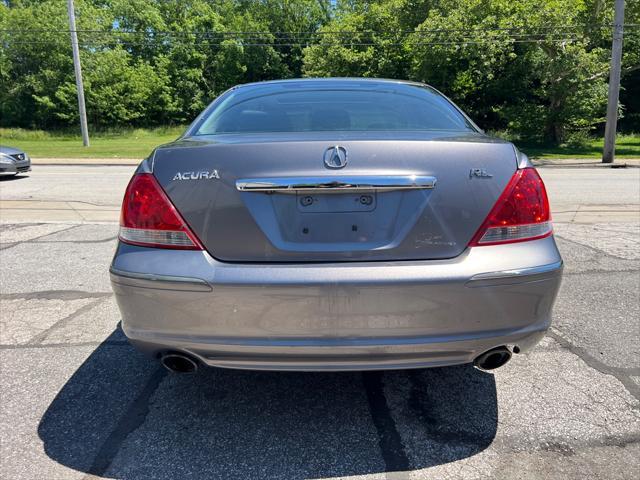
[
  {"left": 602, "top": 0, "right": 625, "bottom": 163},
  {"left": 66, "top": 0, "right": 90, "bottom": 147}
]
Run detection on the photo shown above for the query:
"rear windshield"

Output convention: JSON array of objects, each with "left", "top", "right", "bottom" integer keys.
[{"left": 193, "top": 85, "right": 475, "bottom": 135}]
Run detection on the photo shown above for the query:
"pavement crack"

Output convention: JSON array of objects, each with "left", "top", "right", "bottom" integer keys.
[
  {"left": 0, "top": 224, "right": 80, "bottom": 250},
  {"left": 0, "top": 290, "right": 112, "bottom": 301},
  {"left": 26, "top": 298, "right": 107, "bottom": 345},
  {"left": 28, "top": 236, "right": 117, "bottom": 244},
  {"left": 555, "top": 233, "right": 638, "bottom": 261},
  {"left": 562, "top": 268, "right": 640, "bottom": 276},
  {"left": 84, "top": 367, "right": 168, "bottom": 478},
  {"left": 0, "top": 340, "right": 129, "bottom": 350},
  {"left": 548, "top": 329, "right": 640, "bottom": 402},
  {"left": 362, "top": 371, "right": 410, "bottom": 473},
  {"left": 0, "top": 198, "right": 117, "bottom": 208}
]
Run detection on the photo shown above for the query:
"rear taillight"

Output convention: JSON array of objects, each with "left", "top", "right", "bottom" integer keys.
[
  {"left": 119, "top": 173, "right": 203, "bottom": 250},
  {"left": 469, "top": 167, "right": 552, "bottom": 246}
]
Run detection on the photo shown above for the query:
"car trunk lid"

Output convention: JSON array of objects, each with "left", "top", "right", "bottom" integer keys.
[{"left": 152, "top": 132, "right": 517, "bottom": 262}]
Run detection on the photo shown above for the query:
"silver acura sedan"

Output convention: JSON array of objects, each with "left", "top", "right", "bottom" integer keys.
[{"left": 110, "top": 78, "right": 562, "bottom": 374}]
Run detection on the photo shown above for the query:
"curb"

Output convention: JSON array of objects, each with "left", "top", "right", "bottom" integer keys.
[
  {"left": 32, "top": 162, "right": 139, "bottom": 167},
  {"left": 533, "top": 162, "right": 640, "bottom": 169},
  {"left": 31, "top": 158, "right": 140, "bottom": 166},
  {"left": 30, "top": 159, "right": 640, "bottom": 168}
]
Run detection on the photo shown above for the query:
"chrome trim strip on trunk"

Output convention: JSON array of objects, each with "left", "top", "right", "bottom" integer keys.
[{"left": 236, "top": 175, "right": 437, "bottom": 193}]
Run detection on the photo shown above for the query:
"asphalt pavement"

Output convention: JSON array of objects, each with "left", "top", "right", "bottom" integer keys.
[{"left": 0, "top": 166, "right": 639, "bottom": 479}]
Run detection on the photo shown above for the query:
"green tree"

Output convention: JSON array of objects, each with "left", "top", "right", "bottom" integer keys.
[
  {"left": 52, "top": 47, "right": 176, "bottom": 127},
  {"left": 1, "top": 0, "right": 78, "bottom": 128},
  {"left": 1, "top": 0, "right": 638, "bottom": 139},
  {"left": 303, "top": 0, "right": 410, "bottom": 78},
  {"left": 238, "top": 0, "right": 329, "bottom": 78},
  {"left": 303, "top": 0, "right": 638, "bottom": 144}
]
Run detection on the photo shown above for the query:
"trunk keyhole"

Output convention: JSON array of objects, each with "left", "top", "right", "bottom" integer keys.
[{"left": 359, "top": 195, "right": 373, "bottom": 206}]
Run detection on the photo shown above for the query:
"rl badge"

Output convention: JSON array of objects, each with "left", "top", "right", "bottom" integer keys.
[
  {"left": 173, "top": 170, "right": 220, "bottom": 181},
  {"left": 469, "top": 168, "right": 493, "bottom": 178}
]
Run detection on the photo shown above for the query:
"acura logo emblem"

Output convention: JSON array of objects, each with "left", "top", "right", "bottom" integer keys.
[{"left": 323, "top": 145, "right": 347, "bottom": 169}]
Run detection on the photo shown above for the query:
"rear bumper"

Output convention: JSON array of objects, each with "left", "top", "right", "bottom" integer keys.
[{"left": 110, "top": 236, "right": 563, "bottom": 371}]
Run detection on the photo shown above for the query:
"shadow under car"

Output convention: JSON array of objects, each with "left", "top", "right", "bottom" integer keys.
[{"left": 38, "top": 327, "right": 498, "bottom": 479}]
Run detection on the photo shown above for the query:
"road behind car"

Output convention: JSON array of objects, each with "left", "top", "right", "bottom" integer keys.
[{"left": 0, "top": 166, "right": 639, "bottom": 479}]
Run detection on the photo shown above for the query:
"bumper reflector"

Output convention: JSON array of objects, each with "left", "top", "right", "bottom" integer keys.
[
  {"left": 476, "top": 221, "right": 552, "bottom": 244},
  {"left": 119, "top": 227, "right": 196, "bottom": 248}
]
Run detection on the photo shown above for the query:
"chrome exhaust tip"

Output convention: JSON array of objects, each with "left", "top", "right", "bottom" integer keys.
[
  {"left": 160, "top": 353, "right": 198, "bottom": 374},
  {"left": 474, "top": 347, "right": 512, "bottom": 371}
]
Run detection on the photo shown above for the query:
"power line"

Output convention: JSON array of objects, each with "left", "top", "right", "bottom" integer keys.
[
  {"left": 6, "top": 34, "right": 639, "bottom": 43},
  {"left": 3, "top": 23, "right": 638, "bottom": 49},
  {"left": 6, "top": 30, "right": 639, "bottom": 48},
  {"left": 2, "top": 23, "right": 639, "bottom": 35},
  {"left": 6, "top": 38, "right": 608, "bottom": 47}
]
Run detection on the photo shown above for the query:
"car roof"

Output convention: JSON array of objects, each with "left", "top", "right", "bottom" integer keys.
[{"left": 234, "top": 77, "right": 431, "bottom": 90}]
